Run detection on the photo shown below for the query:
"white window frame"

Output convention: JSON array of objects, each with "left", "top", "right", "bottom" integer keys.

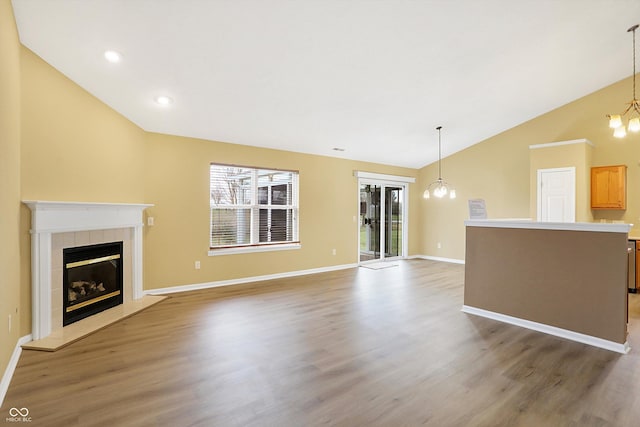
[{"left": 209, "top": 164, "right": 300, "bottom": 256}]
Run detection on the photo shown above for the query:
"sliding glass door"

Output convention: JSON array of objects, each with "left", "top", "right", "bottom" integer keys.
[
  {"left": 385, "top": 186, "right": 403, "bottom": 258},
  {"left": 360, "top": 184, "right": 381, "bottom": 261},
  {"left": 359, "top": 182, "right": 406, "bottom": 263}
]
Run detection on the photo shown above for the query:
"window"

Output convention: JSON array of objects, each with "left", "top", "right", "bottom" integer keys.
[{"left": 209, "top": 164, "right": 299, "bottom": 254}]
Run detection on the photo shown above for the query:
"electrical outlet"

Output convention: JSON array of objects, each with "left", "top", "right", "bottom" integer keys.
[
  {"left": 147, "top": 217, "right": 155, "bottom": 226},
  {"left": 437, "top": 242, "right": 442, "bottom": 249},
  {"left": 332, "top": 249, "right": 336, "bottom": 255},
  {"left": 195, "top": 261, "right": 201, "bottom": 270}
]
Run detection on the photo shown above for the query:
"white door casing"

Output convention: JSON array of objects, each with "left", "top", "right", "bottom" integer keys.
[{"left": 354, "top": 171, "right": 414, "bottom": 264}]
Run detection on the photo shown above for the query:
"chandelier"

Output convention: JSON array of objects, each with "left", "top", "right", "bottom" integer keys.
[
  {"left": 423, "top": 126, "right": 456, "bottom": 199},
  {"left": 608, "top": 24, "right": 640, "bottom": 138}
]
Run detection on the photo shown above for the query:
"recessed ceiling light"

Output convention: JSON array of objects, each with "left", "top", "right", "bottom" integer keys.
[
  {"left": 155, "top": 95, "right": 173, "bottom": 106},
  {"left": 104, "top": 50, "right": 122, "bottom": 63}
]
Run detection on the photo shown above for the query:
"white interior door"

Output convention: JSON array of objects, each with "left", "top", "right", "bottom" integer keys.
[{"left": 537, "top": 167, "right": 576, "bottom": 222}]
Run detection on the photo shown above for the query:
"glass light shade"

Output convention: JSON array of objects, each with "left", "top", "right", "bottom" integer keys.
[
  {"left": 609, "top": 115, "right": 623, "bottom": 128},
  {"left": 629, "top": 117, "right": 640, "bottom": 132},
  {"left": 423, "top": 189, "right": 430, "bottom": 199},
  {"left": 449, "top": 189, "right": 456, "bottom": 199},
  {"left": 614, "top": 126, "right": 627, "bottom": 138},
  {"left": 433, "top": 185, "right": 447, "bottom": 198}
]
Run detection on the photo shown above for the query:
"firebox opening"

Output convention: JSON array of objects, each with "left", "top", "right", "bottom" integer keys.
[{"left": 63, "top": 241, "right": 124, "bottom": 326}]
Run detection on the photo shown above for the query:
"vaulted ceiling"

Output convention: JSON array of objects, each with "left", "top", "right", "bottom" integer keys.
[{"left": 11, "top": 0, "right": 640, "bottom": 168}]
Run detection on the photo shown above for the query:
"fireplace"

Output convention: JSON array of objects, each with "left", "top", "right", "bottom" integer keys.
[
  {"left": 24, "top": 200, "right": 152, "bottom": 340},
  {"left": 63, "top": 241, "right": 124, "bottom": 326}
]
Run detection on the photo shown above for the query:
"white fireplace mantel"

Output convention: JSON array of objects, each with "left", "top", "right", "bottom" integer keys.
[{"left": 23, "top": 201, "right": 153, "bottom": 340}]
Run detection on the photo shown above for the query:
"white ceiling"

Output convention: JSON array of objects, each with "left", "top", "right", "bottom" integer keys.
[{"left": 11, "top": 0, "right": 640, "bottom": 168}]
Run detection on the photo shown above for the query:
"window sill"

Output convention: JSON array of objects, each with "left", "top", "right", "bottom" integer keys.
[{"left": 208, "top": 243, "right": 301, "bottom": 256}]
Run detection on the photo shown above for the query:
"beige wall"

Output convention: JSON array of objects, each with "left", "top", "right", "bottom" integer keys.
[
  {"left": 0, "top": 0, "right": 22, "bottom": 380},
  {"left": 20, "top": 49, "right": 146, "bottom": 203},
  {"left": 418, "top": 127, "right": 531, "bottom": 260},
  {"left": 419, "top": 73, "right": 640, "bottom": 260},
  {"left": 19, "top": 47, "right": 148, "bottom": 335},
  {"left": 143, "top": 132, "right": 418, "bottom": 289}
]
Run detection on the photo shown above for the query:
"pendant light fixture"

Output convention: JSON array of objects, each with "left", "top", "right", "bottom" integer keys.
[
  {"left": 423, "top": 126, "right": 456, "bottom": 199},
  {"left": 607, "top": 24, "right": 640, "bottom": 138}
]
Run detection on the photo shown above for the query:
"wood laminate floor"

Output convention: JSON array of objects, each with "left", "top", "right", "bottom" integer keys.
[{"left": 3, "top": 259, "right": 640, "bottom": 426}]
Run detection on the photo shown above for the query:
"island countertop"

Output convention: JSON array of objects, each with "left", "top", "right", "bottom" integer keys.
[{"left": 465, "top": 218, "right": 631, "bottom": 234}]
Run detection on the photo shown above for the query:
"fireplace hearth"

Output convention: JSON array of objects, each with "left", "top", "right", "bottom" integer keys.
[{"left": 63, "top": 241, "right": 124, "bottom": 326}]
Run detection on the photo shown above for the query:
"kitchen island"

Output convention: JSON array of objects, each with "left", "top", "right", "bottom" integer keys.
[{"left": 463, "top": 219, "right": 631, "bottom": 353}]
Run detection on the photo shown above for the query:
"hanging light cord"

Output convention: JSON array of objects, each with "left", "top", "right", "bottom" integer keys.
[
  {"left": 632, "top": 24, "right": 637, "bottom": 102},
  {"left": 616, "top": 25, "right": 640, "bottom": 117},
  {"left": 424, "top": 125, "right": 455, "bottom": 199},
  {"left": 628, "top": 24, "right": 639, "bottom": 114},
  {"left": 436, "top": 126, "right": 442, "bottom": 180}
]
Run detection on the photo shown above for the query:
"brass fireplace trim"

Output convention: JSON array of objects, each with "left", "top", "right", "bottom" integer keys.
[
  {"left": 66, "top": 254, "right": 121, "bottom": 269},
  {"left": 66, "top": 290, "right": 122, "bottom": 313}
]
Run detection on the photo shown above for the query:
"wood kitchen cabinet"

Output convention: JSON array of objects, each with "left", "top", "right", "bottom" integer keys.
[{"left": 591, "top": 165, "right": 627, "bottom": 209}]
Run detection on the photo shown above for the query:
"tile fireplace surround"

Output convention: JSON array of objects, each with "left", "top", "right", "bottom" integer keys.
[{"left": 23, "top": 201, "right": 153, "bottom": 342}]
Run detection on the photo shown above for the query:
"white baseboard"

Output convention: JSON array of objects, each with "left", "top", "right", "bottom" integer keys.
[
  {"left": 462, "top": 305, "right": 630, "bottom": 354},
  {"left": 0, "top": 334, "right": 32, "bottom": 408},
  {"left": 144, "top": 263, "right": 359, "bottom": 295},
  {"left": 410, "top": 254, "right": 465, "bottom": 265}
]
